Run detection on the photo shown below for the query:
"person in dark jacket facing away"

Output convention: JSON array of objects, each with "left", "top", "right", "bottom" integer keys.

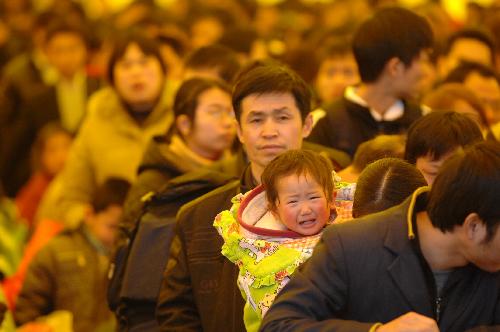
[
  {"left": 155, "top": 61, "right": 319, "bottom": 332},
  {"left": 260, "top": 141, "right": 500, "bottom": 332},
  {"left": 307, "top": 7, "right": 433, "bottom": 157},
  {"left": 15, "top": 178, "right": 130, "bottom": 332}
]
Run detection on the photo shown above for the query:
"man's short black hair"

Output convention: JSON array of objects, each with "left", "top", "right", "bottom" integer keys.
[
  {"left": 106, "top": 30, "right": 166, "bottom": 86},
  {"left": 405, "top": 111, "right": 483, "bottom": 164},
  {"left": 427, "top": 141, "right": 500, "bottom": 240},
  {"left": 442, "top": 28, "right": 496, "bottom": 65},
  {"left": 443, "top": 60, "right": 500, "bottom": 85},
  {"left": 184, "top": 44, "right": 241, "bottom": 84},
  {"left": 45, "top": 19, "right": 91, "bottom": 48},
  {"left": 353, "top": 6, "right": 433, "bottom": 83},
  {"left": 92, "top": 178, "right": 131, "bottom": 213},
  {"left": 232, "top": 61, "right": 312, "bottom": 122}
]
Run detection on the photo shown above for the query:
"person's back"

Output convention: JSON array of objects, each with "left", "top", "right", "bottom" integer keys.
[
  {"left": 307, "top": 7, "right": 433, "bottom": 156},
  {"left": 15, "top": 178, "right": 130, "bottom": 332}
]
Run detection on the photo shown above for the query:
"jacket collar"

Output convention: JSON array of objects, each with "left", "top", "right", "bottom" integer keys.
[{"left": 384, "top": 187, "right": 434, "bottom": 316}]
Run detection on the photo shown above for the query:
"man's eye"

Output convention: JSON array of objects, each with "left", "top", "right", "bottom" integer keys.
[{"left": 249, "top": 118, "right": 262, "bottom": 123}]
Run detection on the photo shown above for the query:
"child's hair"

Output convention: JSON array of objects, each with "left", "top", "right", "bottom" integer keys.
[
  {"left": 353, "top": 158, "right": 427, "bottom": 218},
  {"left": 91, "top": 178, "right": 131, "bottom": 213},
  {"left": 261, "top": 150, "right": 334, "bottom": 210},
  {"left": 31, "top": 122, "right": 72, "bottom": 172}
]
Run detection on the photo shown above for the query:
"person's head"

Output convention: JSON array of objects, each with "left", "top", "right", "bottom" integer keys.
[
  {"left": 350, "top": 134, "right": 406, "bottom": 174},
  {"left": 427, "top": 141, "right": 500, "bottom": 272},
  {"left": 352, "top": 7, "right": 433, "bottom": 97},
  {"left": 232, "top": 61, "right": 314, "bottom": 181},
  {"left": 172, "top": 77, "right": 236, "bottom": 160},
  {"left": 444, "top": 61, "right": 500, "bottom": 125},
  {"left": 107, "top": 31, "right": 166, "bottom": 108},
  {"left": 31, "top": 122, "right": 73, "bottom": 176},
  {"left": 423, "top": 82, "right": 490, "bottom": 131},
  {"left": 352, "top": 158, "right": 427, "bottom": 218},
  {"left": 261, "top": 150, "right": 334, "bottom": 236},
  {"left": 85, "top": 178, "right": 131, "bottom": 250},
  {"left": 438, "top": 28, "right": 496, "bottom": 79},
  {"left": 183, "top": 44, "right": 241, "bottom": 84},
  {"left": 44, "top": 20, "right": 90, "bottom": 80},
  {"left": 405, "top": 111, "right": 484, "bottom": 184},
  {"left": 314, "top": 39, "right": 360, "bottom": 104}
]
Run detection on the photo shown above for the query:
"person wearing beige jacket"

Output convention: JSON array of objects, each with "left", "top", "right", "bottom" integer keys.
[{"left": 36, "top": 32, "right": 176, "bottom": 227}]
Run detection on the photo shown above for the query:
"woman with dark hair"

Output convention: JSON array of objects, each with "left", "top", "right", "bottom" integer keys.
[
  {"left": 352, "top": 158, "right": 427, "bottom": 218},
  {"left": 121, "top": 77, "right": 237, "bottom": 229},
  {"left": 37, "top": 31, "right": 175, "bottom": 227}
]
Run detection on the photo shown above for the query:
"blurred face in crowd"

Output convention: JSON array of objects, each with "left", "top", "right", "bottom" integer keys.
[
  {"left": 394, "top": 50, "right": 429, "bottom": 99},
  {"left": 438, "top": 38, "right": 493, "bottom": 78},
  {"left": 179, "top": 87, "right": 236, "bottom": 160},
  {"left": 237, "top": 92, "right": 312, "bottom": 182},
  {"left": 272, "top": 173, "right": 331, "bottom": 236},
  {"left": 41, "top": 132, "right": 72, "bottom": 176},
  {"left": 315, "top": 54, "right": 359, "bottom": 103},
  {"left": 464, "top": 72, "right": 500, "bottom": 125},
  {"left": 85, "top": 205, "right": 123, "bottom": 250},
  {"left": 190, "top": 17, "right": 224, "bottom": 49},
  {"left": 416, "top": 148, "right": 458, "bottom": 185},
  {"left": 45, "top": 32, "right": 88, "bottom": 80},
  {"left": 113, "top": 43, "right": 165, "bottom": 107}
]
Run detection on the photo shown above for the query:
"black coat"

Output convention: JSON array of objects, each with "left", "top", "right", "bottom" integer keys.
[
  {"left": 260, "top": 190, "right": 500, "bottom": 332},
  {"left": 307, "top": 96, "right": 422, "bottom": 157}
]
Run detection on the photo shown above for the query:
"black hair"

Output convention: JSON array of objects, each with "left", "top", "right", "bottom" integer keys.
[
  {"left": 106, "top": 30, "right": 166, "bottom": 86},
  {"left": 44, "top": 19, "right": 91, "bottom": 49},
  {"left": 442, "top": 28, "right": 495, "bottom": 65},
  {"left": 352, "top": 6, "right": 433, "bottom": 82},
  {"left": 427, "top": 141, "right": 500, "bottom": 241},
  {"left": 351, "top": 135, "right": 406, "bottom": 173},
  {"left": 443, "top": 60, "right": 500, "bottom": 85},
  {"left": 91, "top": 178, "right": 131, "bottom": 213},
  {"left": 232, "top": 61, "right": 312, "bottom": 121},
  {"left": 169, "top": 77, "right": 231, "bottom": 139},
  {"left": 353, "top": 158, "right": 427, "bottom": 218},
  {"left": 405, "top": 111, "right": 483, "bottom": 164},
  {"left": 184, "top": 44, "right": 241, "bottom": 84}
]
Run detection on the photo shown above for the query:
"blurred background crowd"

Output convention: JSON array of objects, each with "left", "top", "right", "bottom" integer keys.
[{"left": 0, "top": 0, "right": 499, "bottom": 331}]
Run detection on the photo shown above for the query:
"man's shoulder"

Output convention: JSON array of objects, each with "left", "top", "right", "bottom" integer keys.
[{"left": 178, "top": 179, "right": 241, "bottom": 219}]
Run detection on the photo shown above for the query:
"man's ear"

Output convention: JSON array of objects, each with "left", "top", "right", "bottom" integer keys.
[
  {"left": 236, "top": 121, "right": 245, "bottom": 144},
  {"left": 463, "top": 213, "right": 488, "bottom": 244},
  {"left": 385, "top": 57, "right": 404, "bottom": 78},
  {"left": 301, "top": 113, "right": 314, "bottom": 138},
  {"left": 176, "top": 115, "right": 192, "bottom": 137}
]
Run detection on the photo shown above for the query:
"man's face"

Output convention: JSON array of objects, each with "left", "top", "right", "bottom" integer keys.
[
  {"left": 237, "top": 92, "right": 312, "bottom": 181},
  {"left": 395, "top": 50, "right": 429, "bottom": 99},
  {"left": 415, "top": 149, "right": 458, "bottom": 185},
  {"left": 45, "top": 32, "right": 87, "bottom": 79},
  {"left": 464, "top": 72, "right": 500, "bottom": 125},
  {"left": 314, "top": 54, "right": 359, "bottom": 103},
  {"left": 439, "top": 38, "right": 493, "bottom": 78}
]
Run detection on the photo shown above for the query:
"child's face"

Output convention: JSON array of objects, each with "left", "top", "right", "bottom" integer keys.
[
  {"left": 41, "top": 132, "right": 72, "bottom": 176},
  {"left": 272, "top": 173, "right": 332, "bottom": 236}
]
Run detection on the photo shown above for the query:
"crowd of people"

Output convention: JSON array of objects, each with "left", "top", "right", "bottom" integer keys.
[{"left": 0, "top": 0, "right": 499, "bottom": 331}]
